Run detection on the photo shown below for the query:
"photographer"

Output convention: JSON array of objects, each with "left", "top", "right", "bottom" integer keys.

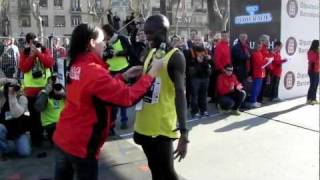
[
  {"left": 34, "top": 75, "right": 65, "bottom": 144},
  {"left": 0, "top": 77, "right": 30, "bottom": 159},
  {"left": 19, "top": 32, "right": 54, "bottom": 147},
  {"left": 185, "top": 35, "right": 212, "bottom": 118},
  {"left": 102, "top": 24, "right": 137, "bottom": 130}
]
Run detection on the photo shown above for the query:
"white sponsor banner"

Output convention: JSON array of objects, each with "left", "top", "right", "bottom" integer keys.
[{"left": 279, "top": 0, "right": 319, "bottom": 99}]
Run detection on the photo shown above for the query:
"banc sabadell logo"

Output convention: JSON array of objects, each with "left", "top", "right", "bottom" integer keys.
[
  {"left": 284, "top": 71, "right": 295, "bottom": 90},
  {"left": 287, "top": 0, "right": 299, "bottom": 18},
  {"left": 235, "top": 5, "right": 273, "bottom": 25},
  {"left": 285, "top": 37, "right": 297, "bottom": 56}
]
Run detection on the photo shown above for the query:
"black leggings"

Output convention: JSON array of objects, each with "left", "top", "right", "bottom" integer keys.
[
  {"left": 134, "top": 132, "right": 179, "bottom": 180},
  {"left": 54, "top": 147, "right": 98, "bottom": 180}
]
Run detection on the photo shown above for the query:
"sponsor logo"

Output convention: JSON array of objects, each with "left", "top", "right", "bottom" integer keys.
[
  {"left": 235, "top": 5, "right": 273, "bottom": 25},
  {"left": 285, "top": 37, "right": 297, "bottom": 56},
  {"left": 287, "top": 0, "right": 299, "bottom": 18},
  {"left": 284, "top": 71, "right": 295, "bottom": 90}
]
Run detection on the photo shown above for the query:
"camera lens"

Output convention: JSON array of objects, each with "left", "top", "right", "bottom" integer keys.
[{"left": 53, "top": 83, "right": 63, "bottom": 91}]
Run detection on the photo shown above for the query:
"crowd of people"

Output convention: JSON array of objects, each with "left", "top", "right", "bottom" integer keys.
[{"left": 0, "top": 12, "right": 319, "bottom": 180}]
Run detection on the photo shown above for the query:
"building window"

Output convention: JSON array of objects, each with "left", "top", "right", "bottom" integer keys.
[
  {"left": 71, "top": 16, "right": 81, "bottom": 27},
  {"left": 20, "top": 15, "right": 31, "bottom": 27},
  {"left": 54, "top": 16, "right": 65, "bottom": 27},
  {"left": 54, "top": 0, "right": 63, "bottom": 9},
  {"left": 20, "top": 0, "right": 30, "bottom": 10},
  {"left": 41, "top": 16, "right": 49, "bottom": 27},
  {"left": 71, "top": 0, "right": 81, "bottom": 11},
  {"left": 39, "top": 0, "right": 48, "bottom": 8},
  {"left": 95, "top": 0, "right": 101, "bottom": 9}
]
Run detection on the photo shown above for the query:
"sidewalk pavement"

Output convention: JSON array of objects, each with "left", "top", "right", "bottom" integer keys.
[{"left": 0, "top": 97, "right": 318, "bottom": 180}]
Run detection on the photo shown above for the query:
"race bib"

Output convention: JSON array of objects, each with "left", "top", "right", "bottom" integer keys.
[
  {"left": 143, "top": 77, "right": 161, "bottom": 104},
  {"left": 135, "top": 100, "right": 143, "bottom": 111}
]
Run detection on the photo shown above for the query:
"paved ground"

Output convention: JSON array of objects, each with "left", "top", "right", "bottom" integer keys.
[{"left": 0, "top": 97, "right": 319, "bottom": 180}]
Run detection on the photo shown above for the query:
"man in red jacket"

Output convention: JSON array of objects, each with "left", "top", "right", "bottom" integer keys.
[
  {"left": 216, "top": 64, "right": 246, "bottom": 115},
  {"left": 19, "top": 32, "right": 54, "bottom": 146},
  {"left": 270, "top": 41, "right": 287, "bottom": 102},
  {"left": 214, "top": 31, "right": 231, "bottom": 73}
]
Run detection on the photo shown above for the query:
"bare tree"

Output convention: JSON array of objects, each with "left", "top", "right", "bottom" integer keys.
[
  {"left": 31, "top": 0, "right": 43, "bottom": 38},
  {"left": 0, "top": 0, "right": 10, "bottom": 36},
  {"left": 213, "top": 0, "right": 229, "bottom": 31},
  {"left": 87, "top": 0, "right": 112, "bottom": 25},
  {"left": 207, "top": 0, "right": 230, "bottom": 32},
  {"left": 129, "top": 0, "right": 151, "bottom": 18},
  {"left": 160, "top": 0, "right": 166, "bottom": 16}
]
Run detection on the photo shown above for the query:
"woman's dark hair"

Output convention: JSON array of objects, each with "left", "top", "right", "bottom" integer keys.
[
  {"left": 309, "top": 40, "right": 319, "bottom": 52},
  {"left": 25, "top": 32, "right": 36, "bottom": 44},
  {"left": 67, "top": 24, "right": 99, "bottom": 83},
  {"left": 102, "top": 24, "right": 115, "bottom": 37}
]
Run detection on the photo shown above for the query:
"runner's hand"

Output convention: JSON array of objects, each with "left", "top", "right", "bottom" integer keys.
[{"left": 174, "top": 134, "right": 188, "bottom": 162}]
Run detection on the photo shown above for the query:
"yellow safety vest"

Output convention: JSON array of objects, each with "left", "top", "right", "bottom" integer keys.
[
  {"left": 134, "top": 48, "right": 179, "bottom": 138},
  {"left": 23, "top": 60, "right": 51, "bottom": 88},
  {"left": 41, "top": 98, "right": 65, "bottom": 127},
  {"left": 107, "top": 39, "right": 129, "bottom": 72}
]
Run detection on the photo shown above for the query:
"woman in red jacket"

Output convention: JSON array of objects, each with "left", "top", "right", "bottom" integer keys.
[
  {"left": 249, "top": 42, "right": 272, "bottom": 108},
  {"left": 53, "top": 24, "right": 162, "bottom": 180},
  {"left": 270, "top": 41, "right": 287, "bottom": 102},
  {"left": 307, "top": 40, "right": 319, "bottom": 105}
]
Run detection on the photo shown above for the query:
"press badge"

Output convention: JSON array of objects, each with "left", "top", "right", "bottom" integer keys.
[
  {"left": 5, "top": 111, "right": 13, "bottom": 121},
  {"left": 143, "top": 77, "right": 161, "bottom": 104}
]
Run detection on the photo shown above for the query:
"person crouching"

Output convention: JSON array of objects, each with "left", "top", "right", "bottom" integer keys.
[{"left": 216, "top": 64, "right": 246, "bottom": 115}]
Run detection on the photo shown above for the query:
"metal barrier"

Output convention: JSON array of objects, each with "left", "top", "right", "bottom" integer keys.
[{"left": 0, "top": 35, "right": 70, "bottom": 84}]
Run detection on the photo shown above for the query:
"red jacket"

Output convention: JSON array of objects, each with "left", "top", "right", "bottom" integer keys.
[
  {"left": 308, "top": 50, "right": 320, "bottom": 73},
  {"left": 19, "top": 48, "right": 54, "bottom": 97},
  {"left": 252, "top": 50, "right": 267, "bottom": 79},
  {"left": 271, "top": 51, "right": 286, "bottom": 77},
  {"left": 53, "top": 52, "right": 154, "bottom": 159},
  {"left": 214, "top": 41, "right": 231, "bottom": 72},
  {"left": 217, "top": 73, "right": 241, "bottom": 96}
]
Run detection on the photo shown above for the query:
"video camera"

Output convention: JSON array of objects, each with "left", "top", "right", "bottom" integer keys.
[
  {"left": 32, "top": 40, "right": 43, "bottom": 48},
  {"left": 51, "top": 75, "right": 63, "bottom": 91},
  {"left": 8, "top": 83, "right": 21, "bottom": 92},
  {"left": 102, "top": 45, "right": 114, "bottom": 59}
]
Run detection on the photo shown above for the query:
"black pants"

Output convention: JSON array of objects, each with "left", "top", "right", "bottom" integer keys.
[
  {"left": 54, "top": 147, "right": 98, "bottom": 180},
  {"left": 27, "top": 96, "right": 43, "bottom": 146},
  {"left": 134, "top": 132, "right": 178, "bottom": 180},
  {"left": 218, "top": 90, "right": 246, "bottom": 110},
  {"left": 190, "top": 78, "right": 209, "bottom": 114},
  {"left": 44, "top": 123, "right": 56, "bottom": 144},
  {"left": 307, "top": 72, "right": 320, "bottom": 101},
  {"left": 208, "top": 70, "right": 221, "bottom": 102},
  {"left": 270, "top": 75, "right": 280, "bottom": 100}
]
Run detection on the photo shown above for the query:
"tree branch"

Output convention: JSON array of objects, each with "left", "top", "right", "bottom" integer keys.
[{"left": 213, "top": 0, "right": 223, "bottom": 19}]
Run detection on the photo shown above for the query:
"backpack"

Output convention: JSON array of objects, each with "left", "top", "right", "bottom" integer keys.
[{"left": 0, "top": 47, "right": 16, "bottom": 78}]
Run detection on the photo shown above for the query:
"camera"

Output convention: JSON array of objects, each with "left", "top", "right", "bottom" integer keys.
[
  {"left": 32, "top": 40, "right": 42, "bottom": 48},
  {"left": 8, "top": 84, "right": 21, "bottom": 92},
  {"left": 103, "top": 46, "right": 114, "bottom": 59},
  {"left": 32, "top": 66, "right": 43, "bottom": 78},
  {"left": 50, "top": 75, "right": 63, "bottom": 91}
]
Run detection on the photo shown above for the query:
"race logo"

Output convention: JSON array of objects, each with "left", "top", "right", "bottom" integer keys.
[
  {"left": 287, "top": 0, "right": 299, "bottom": 18},
  {"left": 235, "top": 5, "right": 273, "bottom": 25},
  {"left": 285, "top": 37, "right": 297, "bottom": 56},
  {"left": 284, "top": 71, "right": 295, "bottom": 90}
]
